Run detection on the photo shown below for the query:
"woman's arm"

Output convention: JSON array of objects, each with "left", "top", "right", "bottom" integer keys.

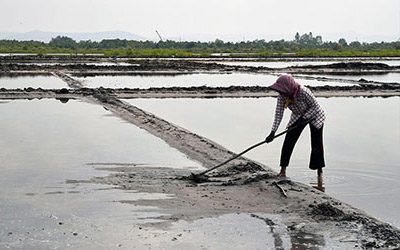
[
  {"left": 303, "top": 89, "right": 319, "bottom": 120},
  {"left": 271, "top": 95, "right": 285, "bottom": 132}
]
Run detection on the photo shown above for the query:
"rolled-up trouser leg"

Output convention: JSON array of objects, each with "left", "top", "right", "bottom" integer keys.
[
  {"left": 309, "top": 124, "right": 325, "bottom": 170},
  {"left": 280, "top": 121, "right": 307, "bottom": 167}
]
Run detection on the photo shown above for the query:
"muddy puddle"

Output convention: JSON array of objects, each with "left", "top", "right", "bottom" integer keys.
[
  {"left": 0, "top": 99, "right": 203, "bottom": 249},
  {"left": 73, "top": 73, "right": 353, "bottom": 89},
  {"left": 0, "top": 75, "right": 69, "bottom": 89},
  {"left": 125, "top": 213, "right": 349, "bottom": 249},
  {"left": 126, "top": 97, "right": 400, "bottom": 229}
]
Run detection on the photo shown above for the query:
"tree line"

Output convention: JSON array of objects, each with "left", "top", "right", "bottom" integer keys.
[{"left": 1, "top": 32, "right": 399, "bottom": 53}]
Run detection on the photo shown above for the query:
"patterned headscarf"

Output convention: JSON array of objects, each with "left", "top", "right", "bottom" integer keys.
[{"left": 268, "top": 74, "right": 300, "bottom": 99}]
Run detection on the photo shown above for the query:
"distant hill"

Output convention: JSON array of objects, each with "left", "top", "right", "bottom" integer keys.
[{"left": 0, "top": 30, "right": 148, "bottom": 42}]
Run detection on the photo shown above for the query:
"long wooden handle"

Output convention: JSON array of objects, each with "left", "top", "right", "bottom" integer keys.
[{"left": 197, "top": 125, "right": 297, "bottom": 176}]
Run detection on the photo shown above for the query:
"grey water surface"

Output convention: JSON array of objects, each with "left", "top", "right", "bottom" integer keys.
[
  {"left": 0, "top": 99, "right": 202, "bottom": 249},
  {"left": 74, "top": 73, "right": 352, "bottom": 89},
  {"left": 0, "top": 75, "right": 69, "bottom": 89}
]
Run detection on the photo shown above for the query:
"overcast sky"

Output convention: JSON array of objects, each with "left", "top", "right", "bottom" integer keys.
[{"left": 1, "top": 0, "right": 399, "bottom": 41}]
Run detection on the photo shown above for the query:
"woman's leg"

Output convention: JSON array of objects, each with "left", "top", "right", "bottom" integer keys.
[
  {"left": 309, "top": 125, "right": 325, "bottom": 170},
  {"left": 317, "top": 168, "right": 323, "bottom": 187},
  {"left": 310, "top": 125, "right": 325, "bottom": 191},
  {"left": 278, "top": 121, "right": 307, "bottom": 177}
]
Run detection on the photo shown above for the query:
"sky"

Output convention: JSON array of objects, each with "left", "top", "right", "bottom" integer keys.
[{"left": 1, "top": 0, "right": 399, "bottom": 42}]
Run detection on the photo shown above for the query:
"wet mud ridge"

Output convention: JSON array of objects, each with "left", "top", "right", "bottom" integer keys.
[
  {"left": 51, "top": 71, "right": 84, "bottom": 88},
  {"left": 2, "top": 59, "right": 400, "bottom": 75},
  {"left": 0, "top": 84, "right": 399, "bottom": 100},
  {"left": 0, "top": 59, "right": 235, "bottom": 74},
  {"left": 91, "top": 91, "right": 268, "bottom": 173},
  {"left": 37, "top": 72, "right": 399, "bottom": 249}
]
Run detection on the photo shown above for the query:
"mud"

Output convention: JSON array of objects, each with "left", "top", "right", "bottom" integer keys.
[
  {"left": 86, "top": 163, "right": 400, "bottom": 249},
  {"left": 0, "top": 60, "right": 234, "bottom": 73},
  {"left": 309, "top": 202, "right": 400, "bottom": 248},
  {"left": 291, "top": 62, "right": 394, "bottom": 70}
]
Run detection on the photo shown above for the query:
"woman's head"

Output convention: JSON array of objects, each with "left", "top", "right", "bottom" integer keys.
[{"left": 269, "top": 74, "right": 300, "bottom": 99}]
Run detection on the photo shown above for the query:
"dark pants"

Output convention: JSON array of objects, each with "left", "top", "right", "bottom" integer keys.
[{"left": 280, "top": 121, "right": 325, "bottom": 170}]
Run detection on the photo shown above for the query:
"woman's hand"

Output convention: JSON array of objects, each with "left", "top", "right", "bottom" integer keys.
[{"left": 265, "top": 131, "right": 276, "bottom": 143}]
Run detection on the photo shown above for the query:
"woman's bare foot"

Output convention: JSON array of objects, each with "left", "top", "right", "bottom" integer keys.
[
  {"left": 318, "top": 174, "right": 323, "bottom": 186},
  {"left": 277, "top": 167, "right": 287, "bottom": 178},
  {"left": 315, "top": 168, "right": 325, "bottom": 192}
]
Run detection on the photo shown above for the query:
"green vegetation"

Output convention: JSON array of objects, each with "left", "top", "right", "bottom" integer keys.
[{"left": 1, "top": 33, "right": 399, "bottom": 57}]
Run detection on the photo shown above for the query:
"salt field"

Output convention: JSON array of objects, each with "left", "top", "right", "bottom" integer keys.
[
  {"left": 0, "top": 57, "right": 399, "bottom": 249},
  {"left": 2, "top": 0, "right": 400, "bottom": 246},
  {"left": 126, "top": 96, "right": 400, "bottom": 228}
]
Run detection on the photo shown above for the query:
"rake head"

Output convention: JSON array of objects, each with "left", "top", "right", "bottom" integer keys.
[{"left": 187, "top": 173, "right": 210, "bottom": 183}]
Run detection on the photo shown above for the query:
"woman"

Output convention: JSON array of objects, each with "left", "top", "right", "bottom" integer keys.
[{"left": 265, "top": 74, "right": 326, "bottom": 190}]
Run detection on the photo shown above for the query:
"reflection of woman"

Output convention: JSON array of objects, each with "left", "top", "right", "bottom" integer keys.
[{"left": 265, "top": 74, "right": 326, "bottom": 190}]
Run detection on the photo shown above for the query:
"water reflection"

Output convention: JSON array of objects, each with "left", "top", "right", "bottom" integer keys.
[{"left": 56, "top": 97, "right": 70, "bottom": 103}]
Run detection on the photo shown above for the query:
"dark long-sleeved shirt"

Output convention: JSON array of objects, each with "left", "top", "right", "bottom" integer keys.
[{"left": 271, "top": 86, "right": 325, "bottom": 132}]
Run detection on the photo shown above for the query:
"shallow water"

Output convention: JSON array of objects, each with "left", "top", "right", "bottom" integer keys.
[
  {"left": 12, "top": 62, "right": 137, "bottom": 66},
  {"left": 0, "top": 99, "right": 202, "bottom": 249},
  {"left": 0, "top": 75, "right": 69, "bottom": 89},
  {"left": 74, "top": 73, "right": 353, "bottom": 89},
  {"left": 127, "top": 97, "right": 400, "bottom": 229}
]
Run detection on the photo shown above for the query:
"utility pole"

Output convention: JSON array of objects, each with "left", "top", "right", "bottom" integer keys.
[{"left": 155, "top": 30, "right": 163, "bottom": 42}]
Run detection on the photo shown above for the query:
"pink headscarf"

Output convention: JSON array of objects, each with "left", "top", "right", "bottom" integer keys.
[{"left": 268, "top": 74, "right": 300, "bottom": 99}]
